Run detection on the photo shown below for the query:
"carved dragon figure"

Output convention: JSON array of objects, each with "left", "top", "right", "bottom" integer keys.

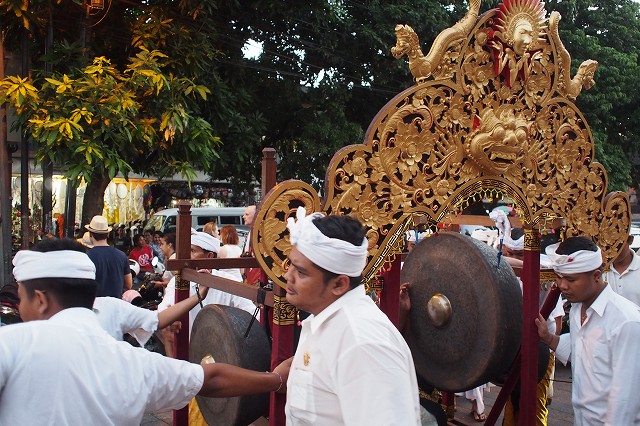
[
  {"left": 548, "top": 11, "right": 598, "bottom": 100},
  {"left": 391, "top": 0, "right": 481, "bottom": 83}
]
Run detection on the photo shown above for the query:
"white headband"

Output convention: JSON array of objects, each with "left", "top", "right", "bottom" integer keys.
[
  {"left": 545, "top": 243, "right": 603, "bottom": 274},
  {"left": 286, "top": 207, "right": 368, "bottom": 277},
  {"left": 190, "top": 229, "right": 220, "bottom": 254},
  {"left": 470, "top": 228, "right": 498, "bottom": 245},
  {"left": 489, "top": 209, "right": 524, "bottom": 251},
  {"left": 13, "top": 250, "right": 96, "bottom": 281}
]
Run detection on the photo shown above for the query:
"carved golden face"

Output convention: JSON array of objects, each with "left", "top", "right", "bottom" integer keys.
[
  {"left": 468, "top": 110, "right": 528, "bottom": 174},
  {"left": 513, "top": 20, "right": 534, "bottom": 56}
]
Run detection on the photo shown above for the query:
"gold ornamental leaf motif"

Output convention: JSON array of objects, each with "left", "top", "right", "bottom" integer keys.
[
  {"left": 252, "top": 181, "right": 320, "bottom": 289},
  {"left": 254, "top": 0, "right": 629, "bottom": 285}
]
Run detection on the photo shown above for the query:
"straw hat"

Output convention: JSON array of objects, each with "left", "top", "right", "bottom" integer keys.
[
  {"left": 77, "top": 232, "right": 94, "bottom": 248},
  {"left": 85, "top": 215, "right": 112, "bottom": 234}
]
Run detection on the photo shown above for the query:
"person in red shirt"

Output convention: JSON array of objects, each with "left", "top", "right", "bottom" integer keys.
[{"left": 129, "top": 234, "right": 153, "bottom": 273}]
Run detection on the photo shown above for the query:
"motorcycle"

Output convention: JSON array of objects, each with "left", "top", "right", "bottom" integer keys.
[
  {"left": 130, "top": 258, "right": 164, "bottom": 308},
  {"left": 122, "top": 258, "right": 166, "bottom": 355}
]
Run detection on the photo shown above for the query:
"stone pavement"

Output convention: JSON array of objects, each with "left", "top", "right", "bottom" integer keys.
[
  {"left": 141, "top": 360, "right": 574, "bottom": 425},
  {"left": 452, "top": 360, "right": 574, "bottom": 425}
]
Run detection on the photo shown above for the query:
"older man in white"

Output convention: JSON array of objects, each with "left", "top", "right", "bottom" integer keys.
[
  {"left": 283, "top": 208, "right": 420, "bottom": 425},
  {"left": 603, "top": 233, "right": 640, "bottom": 306}
]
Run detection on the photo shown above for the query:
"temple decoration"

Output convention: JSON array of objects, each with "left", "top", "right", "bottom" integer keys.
[{"left": 252, "top": 0, "right": 630, "bottom": 289}]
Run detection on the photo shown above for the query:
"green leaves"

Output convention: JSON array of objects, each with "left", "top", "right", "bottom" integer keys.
[{"left": 1, "top": 47, "right": 218, "bottom": 185}]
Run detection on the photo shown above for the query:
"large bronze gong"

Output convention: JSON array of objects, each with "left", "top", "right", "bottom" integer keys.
[
  {"left": 190, "top": 305, "right": 271, "bottom": 426},
  {"left": 402, "top": 232, "right": 522, "bottom": 392}
]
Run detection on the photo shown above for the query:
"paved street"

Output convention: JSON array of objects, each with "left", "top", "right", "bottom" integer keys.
[
  {"left": 142, "top": 360, "right": 574, "bottom": 425},
  {"left": 453, "top": 360, "right": 574, "bottom": 425}
]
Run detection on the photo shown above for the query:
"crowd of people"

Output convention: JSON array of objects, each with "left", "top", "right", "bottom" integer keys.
[{"left": 1, "top": 201, "right": 640, "bottom": 425}]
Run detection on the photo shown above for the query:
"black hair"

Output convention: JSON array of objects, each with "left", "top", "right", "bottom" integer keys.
[
  {"left": 312, "top": 215, "right": 366, "bottom": 289},
  {"left": 162, "top": 232, "right": 176, "bottom": 248},
  {"left": 154, "top": 230, "right": 164, "bottom": 237},
  {"left": 90, "top": 231, "right": 108, "bottom": 241},
  {"left": 20, "top": 238, "right": 97, "bottom": 309},
  {"left": 555, "top": 236, "right": 598, "bottom": 255}
]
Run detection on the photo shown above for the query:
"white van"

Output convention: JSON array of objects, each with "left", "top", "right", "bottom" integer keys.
[{"left": 145, "top": 207, "right": 247, "bottom": 235}]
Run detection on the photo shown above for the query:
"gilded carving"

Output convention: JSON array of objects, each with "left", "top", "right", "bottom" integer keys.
[
  {"left": 251, "top": 0, "right": 630, "bottom": 288},
  {"left": 174, "top": 272, "right": 190, "bottom": 291},
  {"left": 273, "top": 294, "right": 297, "bottom": 326},
  {"left": 391, "top": 0, "right": 480, "bottom": 82},
  {"left": 523, "top": 229, "right": 541, "bottom": 251},
  {"left": 548, "top": 12, "right": 598, "bottom": 100}
]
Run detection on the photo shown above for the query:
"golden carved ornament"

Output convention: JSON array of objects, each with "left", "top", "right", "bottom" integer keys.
[
  {"left": 272, "top": 294, "right": 297, "bottom": 326},
  {"left": 252, "top": 0, "right": 629, "bottom": 288}
]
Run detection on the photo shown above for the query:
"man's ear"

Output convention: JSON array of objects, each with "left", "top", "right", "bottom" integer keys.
[
  {"left": 330, "top": 275, "right": 352, "bottom": 297},
  {"left": 593, "top": 269, "right": 602, "bottom": 281},
  {"left": 34, "top": 290, "right": 51, "bottom": 316}
]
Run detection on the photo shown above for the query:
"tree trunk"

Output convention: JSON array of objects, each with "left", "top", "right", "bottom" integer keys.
[{"left": 81, "top": 171, "right": 111, "bottom": 227}]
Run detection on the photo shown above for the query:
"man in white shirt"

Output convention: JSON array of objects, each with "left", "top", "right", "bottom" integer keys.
[
  {"left": 0, "top": 238, "right": 289, "bottom": 425},
  {"left": 284, "top": 208, "right": 421, "bottom": 425},
  {"left": 94, "top": 284, "right": 209, "bottom": 345},
  {"left": 603, "top": 233, "right": 640, "bottom": 306},
  {"left": 158, "top": 229, "right": 257, "bottom": 334},
  {"left": 536, "top": 236, "right": 640, "bottom": 425}
]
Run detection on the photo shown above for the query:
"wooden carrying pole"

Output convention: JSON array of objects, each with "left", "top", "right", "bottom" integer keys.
[{"left": 173, "top": 200, "right": 192, "bottom": 426}]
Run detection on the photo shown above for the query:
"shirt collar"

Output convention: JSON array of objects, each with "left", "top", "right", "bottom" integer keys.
[
  {"left": 628, "top": 251, "right": 640, "bottom": 271},
  {"left": 49, "top": 307, "right": 100, "bottom": 325},
  {"left": 305, "top": 284, "right": 366, "bottom": 334},
  {"left": 588, "top": 284, "right": 615, "bottom": 318},
  {"left": 611, "top": 250, "right": 640, "bottom": 275}
]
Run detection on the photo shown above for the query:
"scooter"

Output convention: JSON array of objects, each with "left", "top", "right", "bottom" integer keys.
[{"left": 130, "top": 258, "right": 165, "bottom": 308}]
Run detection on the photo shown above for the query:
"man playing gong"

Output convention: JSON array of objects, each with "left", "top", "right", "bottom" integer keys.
[
  {"left": 536, "top": 236, "right": 640, "bottom": 425},
  {"left": 283, "top": 207, "right": 421, "bottom": 425}
]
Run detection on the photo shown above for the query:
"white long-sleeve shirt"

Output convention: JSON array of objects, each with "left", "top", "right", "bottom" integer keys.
[
  {"left": 158, "top": 268, "right": 257, "bottom": 333},
  {"left": 93, "top": 296, "right": 158, "bottom": 345},
  {"left": 555, "top": 285, "right": 640, "bottom": 425},
  {"left": 285, "top": 285, "right": 421, "bottom": 425},
  {"left": 0, "top": 308, "right": 203, "bottom": 425}
]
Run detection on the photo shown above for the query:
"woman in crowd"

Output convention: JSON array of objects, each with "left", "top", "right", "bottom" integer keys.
[
  {"left": 202, "top": 221, "right": 219, "bottom": 239},
  {"left": 217, "top": 226, "right": 243, "bottom": 281},
  {"left": 151, "top": 233, "right": 176, "bottom": 287}
]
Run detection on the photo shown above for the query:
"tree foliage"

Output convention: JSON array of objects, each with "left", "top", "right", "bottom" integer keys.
[
  {"left": 1, "top": 0, "right": 638, "bottom": 208},
  {"left": 546, "top": 0, "right": 640, "bottom": 191}
]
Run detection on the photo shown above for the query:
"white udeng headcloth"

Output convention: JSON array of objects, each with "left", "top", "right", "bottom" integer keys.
[
  {"left": 190, "top": 228, "right": 221, "bottom": 253},
  {"left": 286, "top": 207, "right": 368, "bottom": 277},
  {"left": 489, "top": 209, "right": 524, "bottom": 251},
  {"left": 545, "top": 242, "right": 603, "bottom": 274},
  {"left": 13, "top": 250, "right": 96, "bottom": 281}
]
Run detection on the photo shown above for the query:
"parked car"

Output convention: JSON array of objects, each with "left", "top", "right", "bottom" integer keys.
[{"left": 145, "top": 207, "right": 249, "bottom": 247}]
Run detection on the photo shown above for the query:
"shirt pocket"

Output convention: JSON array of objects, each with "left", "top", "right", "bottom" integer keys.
[{"left": 288, "top": 369, "right": 317, "bottom": 423}]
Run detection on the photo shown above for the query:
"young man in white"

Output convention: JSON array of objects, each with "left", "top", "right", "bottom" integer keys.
[
  {"left": 158, "top": 229, "right": 257, "bottom": 334},
  {"left": 0, "top": 238, "right": 289, "bottom": 425},
  {"left": 283, "top": 208, "right": 421, "bottom": 425},
  {"left": 536, "top": 236, "right": 640, "bottom": 425}
]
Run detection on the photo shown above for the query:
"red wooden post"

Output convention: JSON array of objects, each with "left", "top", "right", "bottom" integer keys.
[
  {"left": 258, "top": 147, "right": 293, "bottom": 426},
  {"left": 519, "top": 227, "right": 540, "bottom": 425},
  {"left": 269, "top": 288, "right": 295, "bottom": 426},
  {"left": 173, "top": 201, "right": 192, "bottom": 426},
  {"left": 379, "top": 255, "right": 401, "bottom": 326}
]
